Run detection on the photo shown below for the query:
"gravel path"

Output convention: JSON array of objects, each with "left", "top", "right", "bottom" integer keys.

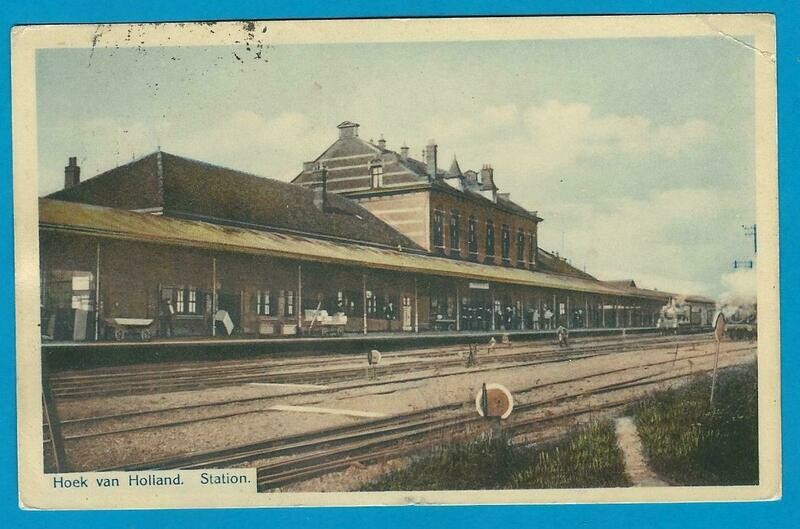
[{"left": 615, "top": 416, "right": 668, "bottom": 487}]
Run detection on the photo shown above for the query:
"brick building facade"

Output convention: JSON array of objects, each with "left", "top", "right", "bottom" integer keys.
[{"left": 292, "top": 122, "right": 547, "bottom": 272}]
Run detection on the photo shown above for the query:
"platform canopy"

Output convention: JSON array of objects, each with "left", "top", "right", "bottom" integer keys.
[{"left": 40, "top": 198, "right": 682, "bottom": 300}]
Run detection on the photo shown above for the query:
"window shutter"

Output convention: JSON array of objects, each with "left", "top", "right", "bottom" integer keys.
[
  {"left": 197, "top": 290, "right": 206, "bottom": 314},
  {"left": 250, "top": 291, "right": 259, "bottom": 314}
]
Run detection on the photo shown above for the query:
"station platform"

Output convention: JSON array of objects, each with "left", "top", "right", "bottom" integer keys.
[{"left": 42, "top": 327, "right": 660, "bottom": 370}]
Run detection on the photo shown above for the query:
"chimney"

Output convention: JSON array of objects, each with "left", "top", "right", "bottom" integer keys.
[
  {"left": 337, "top": 121, "right": 360, "bottom": 139},
  {"left": 480, "top": 164, "right": 497, "bottom": 202},
  {"left": 425, "top": 140, "right": 438, "bottom": 181},
  {"left": 400, "top": 143, "right": 409, "bottom": 160},
  {"left": 377, "top": 135, "right": 386, "bottom": 150},
  {"left": 311, "top": 164, "right": 329, "bottom": 212},
  {"left": 64, "top": 156, "right": 80, "bottom": 189}
]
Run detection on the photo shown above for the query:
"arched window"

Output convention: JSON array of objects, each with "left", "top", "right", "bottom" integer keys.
[{"left": 370, "top": 164, "right": 383, "bottom": 188}]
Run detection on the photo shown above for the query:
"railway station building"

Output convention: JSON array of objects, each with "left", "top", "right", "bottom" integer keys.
[{"left": 39, "top": 122, "right": 714, "bottom": 342}]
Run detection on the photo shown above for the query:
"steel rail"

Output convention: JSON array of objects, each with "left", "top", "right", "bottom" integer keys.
[
  {"left": 78, "top": 344, "right": 753, "bottom": 475},
  {"left": 50, "top": 335, "right": 709, "bottom": 399},
  {"left": 254, "top": 362, "right": 749, "bottom": 490},
  {"left": 50, "top": 337, "right": 714, "bottom": 441}
]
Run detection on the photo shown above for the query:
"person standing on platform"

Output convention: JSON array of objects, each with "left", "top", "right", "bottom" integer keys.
[
  {"left": 384, "top": 298, "right": 395, "bottom": 332},
  {"left": 160, "top": 296, "right": 175, "bottom": 338},
  {"left": 544, "top": 306, "right": 553, "bottom": 330}
]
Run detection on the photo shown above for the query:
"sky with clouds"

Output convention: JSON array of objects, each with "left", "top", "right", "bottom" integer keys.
[{"left": 35, "top": 35, "right": 758, "bottom": 299}]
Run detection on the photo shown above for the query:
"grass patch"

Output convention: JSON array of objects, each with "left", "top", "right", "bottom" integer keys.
[
  {"left": 361, "top": 421, "right": 630, "bottom": 490},
  {"left": 629, "top": 363, "right": 758, "bottom": 486}
]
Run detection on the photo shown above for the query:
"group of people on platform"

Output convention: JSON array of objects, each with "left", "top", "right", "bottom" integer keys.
[{"left": 454, "top": 304, "right": 589, "bottom": 332}]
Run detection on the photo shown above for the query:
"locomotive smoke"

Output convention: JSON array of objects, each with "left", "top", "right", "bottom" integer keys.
[{"left": 719, "top": 267, "right": 757, "bottom": 320}]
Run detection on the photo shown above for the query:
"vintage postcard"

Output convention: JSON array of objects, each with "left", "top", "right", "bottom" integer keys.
[{"left": 12, "top": 14, "right": 779, "bottom": 509}]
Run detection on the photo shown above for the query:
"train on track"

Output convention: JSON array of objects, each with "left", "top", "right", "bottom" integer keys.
[
  {"left": 656, "top": 297, "right": 714, "bottom": 335},
  {"left": 724, "top": 303, "right": 758, "bottom": 340}
]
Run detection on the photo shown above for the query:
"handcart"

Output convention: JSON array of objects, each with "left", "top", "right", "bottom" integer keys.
[
  {"left": 304, "top": 309, "right": 348, "bottom": 336},
  {"left": 105, "top": 317, "right": 154, "bottom": 341}
]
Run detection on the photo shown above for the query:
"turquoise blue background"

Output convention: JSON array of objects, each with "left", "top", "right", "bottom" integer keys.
[{"left": 1, "top": 1, "right": 795, "bottom": 527}]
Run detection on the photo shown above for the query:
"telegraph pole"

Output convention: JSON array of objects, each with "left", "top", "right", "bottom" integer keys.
[{"left": 742, "top": 224, "right": 757, "bottom": 255}]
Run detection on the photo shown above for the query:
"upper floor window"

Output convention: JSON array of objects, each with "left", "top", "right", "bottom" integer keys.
[
  {"left": 486, "top": 221, "right": 495, "bottom": 256},
  {"left": 370, "top": 164, "right": 383, "bottom": 188},
  {"left": 501, "top": 224, "right": 511, "bottom": 262},
  {"left": 450, "top": 210, "right": 461, "bottom": 256},
  {"left": 433, "top": 210, "right": 445, "bottom": 251},
  {"left": 468, "top": 216, "right": 478, "bottom": 258},
  {"left": 517, "top": 229, "right": 525, "bottom": 263},
  {"left": 528, "top": 232, "right": 536, "bottom": 265}
]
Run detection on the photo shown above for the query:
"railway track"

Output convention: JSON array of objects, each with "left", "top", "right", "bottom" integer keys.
[
  {"left": 48, "top": 334, "right": 709, "bottom": 399},
  {"left": 48, "top": 336, "right": 714, "bottom": 442},
  {"left": 81, "top": 342, "right": 754, "bottom": 490},
  {"left": 256, "top": 358, "right": 753, "bottom": 490}
]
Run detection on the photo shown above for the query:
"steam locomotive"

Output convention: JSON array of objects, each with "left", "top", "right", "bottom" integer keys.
[
  {"left": 725, "top": 303, "right": 758, "bottom": 340},
  {"left": 656, "top": 297, "right": 714, "bottom": 334}
]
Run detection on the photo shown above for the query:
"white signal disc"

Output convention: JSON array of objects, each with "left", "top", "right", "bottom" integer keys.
[{"left": 475, "top": 383, "right": 514, "bottom": 419}]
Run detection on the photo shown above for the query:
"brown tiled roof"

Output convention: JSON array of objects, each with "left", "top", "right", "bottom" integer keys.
[
  {"left": 600, "top": 280, "right": 716, "bottom": 305},
  {"left": 606, "top": 279, "right": 638, "bottom": 288},
  {"left": 48, "top": 153, "right": 164, "bottom": 210},
  {"left": 46, "top": 152, "right": 424, "bottom": 251},
  {"left": 536, "top": 248, "right": 597, "bottom": 280}
]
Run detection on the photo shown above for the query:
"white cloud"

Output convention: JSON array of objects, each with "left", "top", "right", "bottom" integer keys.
[
  {"left": 538, "top": 187, "right": 741, "bottom": 298},
  {"left": 39, "top": 117, "right": 173, "bottom": 193},
  {"left": 522, "top": 100, "right": 715, "bottom": 159},
  {"left": 39, "top": 111, "right": 330, "bottom": 194},
  {"left": 172, "top": 110, "right": 329, "bottom": 178},
  {"left": 481, "top": 104, "right": 518, "bottom": 128},
  {"left": 521, "top": 99, "right": 715, "bottom": 169},
  {"left": 420, "top": 99, "right": 715, "bottom": 178}
]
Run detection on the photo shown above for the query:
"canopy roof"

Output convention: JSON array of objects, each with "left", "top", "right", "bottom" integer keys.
[{"left": 40, "top": 198, "right": 664, "bottom": 298}]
